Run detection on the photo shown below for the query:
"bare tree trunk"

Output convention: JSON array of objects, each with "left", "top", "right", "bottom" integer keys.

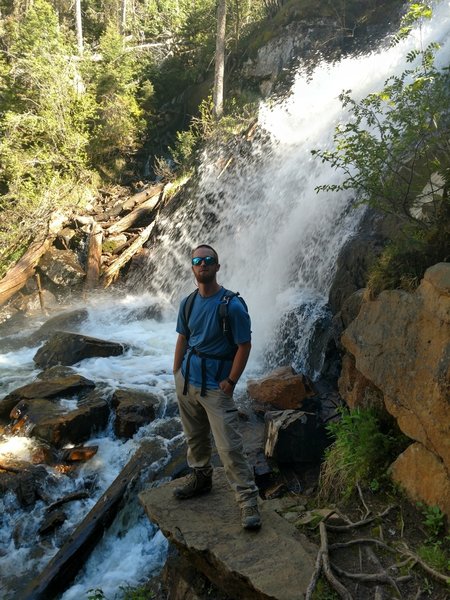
[
  {"left": 120, "top": 0, "right": 127, "bottom": 34},
  {"left": 75, "top": 0, "right": 83, "bottom": 55},
  {"left": 213, "top": 0, "right": 227, "bottom": 120}
]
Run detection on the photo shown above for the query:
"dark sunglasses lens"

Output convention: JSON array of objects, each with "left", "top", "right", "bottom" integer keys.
[{"left": 192, "top": 256, "right": 216, "bottom": 266}]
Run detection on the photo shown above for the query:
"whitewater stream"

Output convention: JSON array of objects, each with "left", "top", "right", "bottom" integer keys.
[{"left": 1, "top": 3, "right": 450, "bottom": 598}]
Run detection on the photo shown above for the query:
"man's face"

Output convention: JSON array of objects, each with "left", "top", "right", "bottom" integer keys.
[{"left": 191, "top": 247, "right": 220, "bottom": 284}]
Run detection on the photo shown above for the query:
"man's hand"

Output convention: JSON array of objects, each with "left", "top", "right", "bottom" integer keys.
[{"left": 219, "top": 379, "right": 235, "bottom": 396}]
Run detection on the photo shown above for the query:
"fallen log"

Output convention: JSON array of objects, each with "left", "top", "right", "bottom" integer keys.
[
  {"left": 21, "top": 439, "right": 165, "bottom": 600},
  {"left": 0, "top": 212, "right": 66, "bottom": 307},
  {"left": 102, "top": 221, "right": 155, "bottom": 288},
  {"left": 84, "top": 220, "right": 103, "bottom": 290},
  {"left": 45, "top": 490, "right": 90, "bottom": 513},
  {"left": 121, "top": 183, "right": 164, "bottom": 211},
  {"left": 106, "top": 189, "right": 162, "bottom": 235}
]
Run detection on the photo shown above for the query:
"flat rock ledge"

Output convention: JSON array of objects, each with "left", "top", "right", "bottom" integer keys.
[{"left": 139, "top": 468, "right": 317, "bottom": 600}]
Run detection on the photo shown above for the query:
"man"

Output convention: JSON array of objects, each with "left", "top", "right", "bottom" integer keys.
[{"left": 173, "top": 244, "right": 261, "bottom": 530}]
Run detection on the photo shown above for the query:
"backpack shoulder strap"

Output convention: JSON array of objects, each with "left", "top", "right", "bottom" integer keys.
[
  {"left": 183, "top": 289, "right": 198, "bottom": 342},
  {"left": 219, "top": 289, "right": 248, "bottom": 347}
]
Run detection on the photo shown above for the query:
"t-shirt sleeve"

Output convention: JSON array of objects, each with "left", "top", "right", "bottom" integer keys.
[
  {"left": 176, "top": 297, "right": 189, "bottom": 336},
  {"left": 228, "top": 297, "right": 251, "bottom": 344}
]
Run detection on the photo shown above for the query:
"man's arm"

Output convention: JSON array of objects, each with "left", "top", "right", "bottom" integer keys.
[
  {"left": 219, "top": 341, "right": 251, "bottom": 395},
  {"left": 173, "top": 333, "right": 187, "bottom": 373}
]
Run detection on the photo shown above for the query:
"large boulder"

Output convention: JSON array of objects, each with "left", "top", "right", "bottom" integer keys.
[
  {"left": 111, "top": 389, "right": 161, "bottom": 439},
  {"left": 139, "top": 468, "right": 317, "bottom": 600},
  {"left": 341, "top": 263, "right": 450, "bottom": 470},
  {"left": 338, "top": 353, "right": 384, "bottom": 411},
  {"left": 247, "top": 366, "right": 314, "bottom": 411},
  {"left": 0, "top": 371, "right": 95, "bottom": 419},
  {"left": 390, "top": 443, "right": 450, "bottom": 517},
  {"left": 10, "top": 391, "right": 110, "bottom": 447},
  {"left": 38, "top": 247, "right": 85, "bottom": 287},
  {"left": 33, "top": 331, "right": 126, "bottom": 368},
  {"left": 340, "top": 263, "right": 450, "bottom": 514}
]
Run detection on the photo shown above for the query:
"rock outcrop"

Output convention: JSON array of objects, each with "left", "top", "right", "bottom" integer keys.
[
  {"left": 247, "top": 366, "right": 315, "bottom": 411},
  {"left": 139, "top": 468, "right": 317, "bottom": 600},
  {"left": 340, "top": 263, "right": 450, "bottom": 515},
  {"left": 33, "top": 331, "right": 126, "bottom": 368},
  {"left": 111, "top": 388, "right": 161, "bottom": 439},
  {"left": 0, "top": 371, "right": 96, "bottom": 419}
]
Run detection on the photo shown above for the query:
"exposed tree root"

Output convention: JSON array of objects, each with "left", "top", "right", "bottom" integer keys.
[
  {"left": 305, "top": 503, "right": 449, "bottom": 599},
  {"left": 397, "top": 543, "right": 450, "bottom": 586},
  {"left": 306, "top": 522, "right": 353, "bottom": 600},
  {"left": 325, "top": 505, "right": 397, "bottom": 532}
]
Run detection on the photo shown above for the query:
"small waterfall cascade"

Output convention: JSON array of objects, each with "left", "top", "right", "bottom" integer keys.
[
  {"left": 133, "top": 0, "right": 450, "bottom": 377},
  {"left": 0, "top": 3, "right": 450, "bottom": 599}
]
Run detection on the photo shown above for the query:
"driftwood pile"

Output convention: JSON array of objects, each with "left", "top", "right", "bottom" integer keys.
[{"left": 0, "top": 181, "right": 178, "bottom": 310}]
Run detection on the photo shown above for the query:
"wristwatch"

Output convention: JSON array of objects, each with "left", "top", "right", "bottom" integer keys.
[{"left": 227, "top": 377, "right": 236, "bottom": 387}]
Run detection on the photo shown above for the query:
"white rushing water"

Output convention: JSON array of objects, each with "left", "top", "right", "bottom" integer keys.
[{"left": 1, "top": 3, "right": 450, "bottom": 598}]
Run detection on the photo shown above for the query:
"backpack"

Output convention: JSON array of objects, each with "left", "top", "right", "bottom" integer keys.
[{"left": 183, "top": 288, "right": 248, "bottom": 348}]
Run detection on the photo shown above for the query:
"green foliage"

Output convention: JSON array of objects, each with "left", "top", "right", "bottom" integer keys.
[
  {"left": 311, "top": 577, "right": 339, "bottom": 600},
  {"left": 319, "top": 408, "right": 408, "bottom": 501},
  {"left": 366, "top": 203, "right": 450, "bottom": 296},
  {"left": 393, "top": 1, "right": 433, "bottom": 44},
  {"left": 418, "top": 503, "right": 446, "bottom": 540},
  {"left": 313, "top": 2, "right": 450, "bottom": 295},
  {"left": 313, "top": 48, "right": 450, "bottom": 226},
  {"left": 168, "top": 95, "right": 258, "bottom": 175},
  {"left": 85, "top": 24, "right": 144, "bottom": 173},
  {"left": 417, "top": 542, "right": 450, "bottom": 573},
  {"left": 0, "top": 0, "right": 96, "bottom": 262}
]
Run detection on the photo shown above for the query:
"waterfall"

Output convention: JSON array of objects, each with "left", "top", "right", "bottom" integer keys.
[
  {"left": 1, "top": 3, "right": 450, "bottom": 599},
  {"left": 132, "top": 0, "right": 450, "bottom": 377}
]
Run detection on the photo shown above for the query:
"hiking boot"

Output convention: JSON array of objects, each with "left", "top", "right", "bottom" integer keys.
[
  {"left": 241, "top": 505, "right": 261, "bottom": 530},
  {"left": 173, "top": 468, "right": 213, "bottom": 500}
]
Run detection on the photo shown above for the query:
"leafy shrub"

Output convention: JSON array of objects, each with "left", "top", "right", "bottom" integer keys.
[{"left": 319, "top": 407, "right": 408, "bottom": 501}]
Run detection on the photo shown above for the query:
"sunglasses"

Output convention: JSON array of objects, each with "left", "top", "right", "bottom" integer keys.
[{"left": 192, "top": 256, "right": 217, "bottom": 266}]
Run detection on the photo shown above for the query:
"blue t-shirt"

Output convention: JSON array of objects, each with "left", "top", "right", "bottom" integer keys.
[{"left": 176, "top": 287, "right": 251, "bottom": 389}]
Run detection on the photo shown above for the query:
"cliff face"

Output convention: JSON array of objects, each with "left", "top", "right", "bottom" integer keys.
[{"left": 339, "top": 263, "right": 450, "bottom": 516}]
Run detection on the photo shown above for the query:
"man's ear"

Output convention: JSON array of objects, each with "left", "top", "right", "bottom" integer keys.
[{"left": 216, "top": 263, "right": 220, "bottom": 271}]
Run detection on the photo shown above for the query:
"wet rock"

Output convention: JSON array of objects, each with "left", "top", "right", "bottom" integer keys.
[
  {"left": 151, "top": 417, "right": 183, "bottom": 440},
  {"left": 139, "top": 468, "right": 318, "bottom": 600},
  {"left": 328, "top": 209, "right": 399, "bottom": 314},
  {"left": 112, "top": 389, "right": 161, "bottom": 439},
  {"left": 32, "top": 308, "right": 89, "bottom": 340},
  {"left": 61, "top": 445, "right": 98, "bottom": 462},
  {"left": 0, "top": 463, "right": 51, "bottom": 507},
  {"left": 31, "top": 443, "right": 57, "bottom": 466},
  {"left": 33, "top": 331, "right": 126, "bottom": 368},
  {"left": 11, "top": 391, "right": 109, "bottom": 447},
  {"left": 247, "top": 366, "right": 315, "bottom": 411},
  {"left": 38, "top": 247, "right": 85, "bottom": 287},
  {"left": 36, "top": 366, "right": 78, "bottom": 380},
  {"left": 39, "top": 510, "right": 66, "bottom": 536},
  {"left": 11, "top": 289, "right": 58, "bottom": 316},
  {"left": 0, "top": 372, "right": 96, "bottom": 419}
]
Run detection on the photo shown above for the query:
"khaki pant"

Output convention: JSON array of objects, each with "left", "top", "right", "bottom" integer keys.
[{"left": 174, "top": 369, "right": 258, "bottom": 508}]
